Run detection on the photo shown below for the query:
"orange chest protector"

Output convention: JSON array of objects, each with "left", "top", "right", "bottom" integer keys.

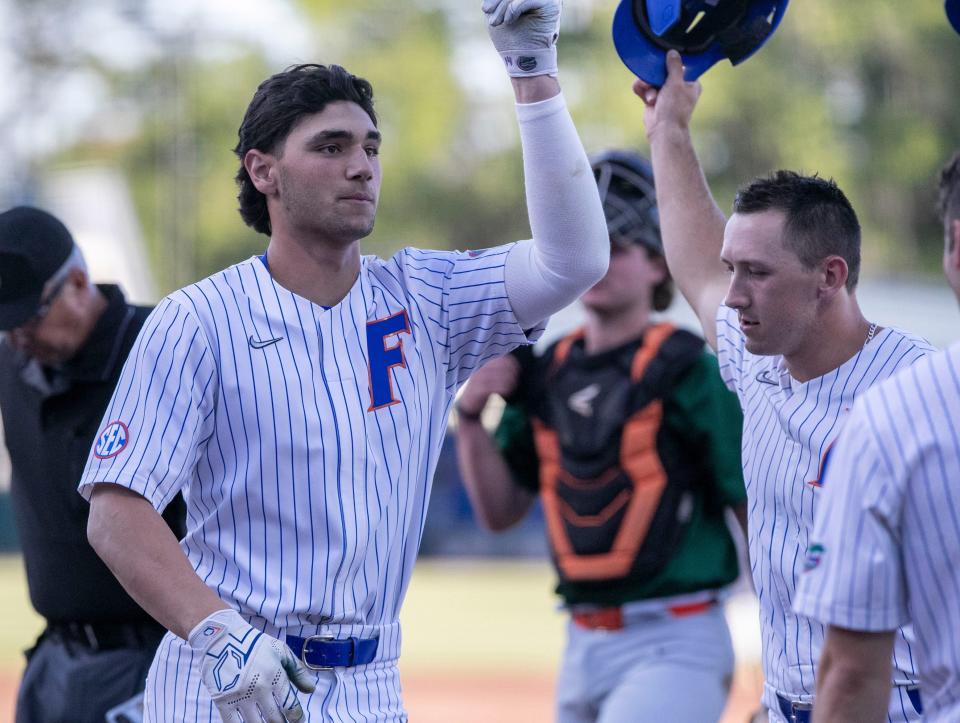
[{"left": 531, "top": 323, "right": 703, "bottom": 584}]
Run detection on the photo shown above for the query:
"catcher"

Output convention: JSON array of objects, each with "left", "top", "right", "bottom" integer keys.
[{"left": 455, "top": 150, "right": 748, "bottom": 723}]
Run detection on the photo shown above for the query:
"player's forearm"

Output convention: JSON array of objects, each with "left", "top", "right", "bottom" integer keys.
[
  {"left": 812, "top": 627, "right": 894, "bottom": 723},
  {"left": 648, "top": 124, "right": 729, "bottom": 346},
  {"left": 87, "top": 484, "right": 227, "bottom": 639},
  {"left": 504, "top": 93, "right": 609, "bottom": 329},
  {"left": 813, "top": 665, "right": 891, "bottom": 723},
  {"left": 455, "top": 417, "right": 534, "bottom": 531},
  {"left": 511, "top": 75, "right": 560, "bottom": 103}
]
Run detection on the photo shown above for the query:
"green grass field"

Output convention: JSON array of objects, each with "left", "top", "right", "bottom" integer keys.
[
  {"left": 0, "top": 556, "right": 760, "bottom": 722},
  {"left": 399, "top": 558, "right": 564, "bottom": 673},
  {"left": 0, "top": 556, "right": 565, "bottom": 722},
  {"left": 0, "top": 555, "right": 561, "bottom": 673},
  {"left": 0, "top": 557, "right": 42, "bottom": 670}
]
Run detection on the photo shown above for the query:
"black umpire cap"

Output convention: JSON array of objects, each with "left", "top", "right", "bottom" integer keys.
[{"left": 0, "top": 206, "right": 75, "bottom": 331}]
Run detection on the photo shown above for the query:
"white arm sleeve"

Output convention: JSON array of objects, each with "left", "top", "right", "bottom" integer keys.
[{"left": 504, "top": 93, "right": 609, "bottom": 330}]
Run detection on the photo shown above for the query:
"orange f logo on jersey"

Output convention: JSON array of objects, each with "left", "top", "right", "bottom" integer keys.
[{"left": 807, "top": 440, "right": 837, "bottom": 488}]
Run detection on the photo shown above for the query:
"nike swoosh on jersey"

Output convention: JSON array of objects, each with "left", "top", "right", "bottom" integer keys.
[
  {"left": 755, "top": 369, "right": 778, "bottom": 385},
  {"left": 248, "top": 335, "right": 283, "bottom": 349}
]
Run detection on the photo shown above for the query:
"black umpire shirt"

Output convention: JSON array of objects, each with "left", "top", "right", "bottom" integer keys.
[{"left": 0, "top": 284, "right": 185, "bottom": 624}]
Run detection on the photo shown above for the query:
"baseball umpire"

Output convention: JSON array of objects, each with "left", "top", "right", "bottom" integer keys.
[
  {"left": 0, "top": 206, "right": 185, "bottom": 723},
  {"left": 456, "top": 150, "right": 748, "bottom": 723}
]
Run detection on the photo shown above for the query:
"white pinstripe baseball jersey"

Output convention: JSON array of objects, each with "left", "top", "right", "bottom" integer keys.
[
  {"left": 715, "top": 304, "right": 935, "bottom": 716},
  {"left": 795, "top": 342, "right": 960, "bottom": 723},
  {"left": 79, "top": 246, "right": 543, "bottom": 721}
]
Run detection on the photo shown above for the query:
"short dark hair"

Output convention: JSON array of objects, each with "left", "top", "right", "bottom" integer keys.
[
  {"left": 234, "top": 64, "right": 378, "bottom": 236},
  {"left": 644, "top": 248, "right": 674, "bottom": 312},
  {"left": 733, "top": 170, "right": 862, "bottom": 290},
  {"left": 938, "top": 152, "right": 960, "bottom": 232}
]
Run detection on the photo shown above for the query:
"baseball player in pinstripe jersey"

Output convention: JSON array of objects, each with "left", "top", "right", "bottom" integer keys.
[
  {"left": 633, "top": 52, "right": 935, "bottom": 722},
  {"left": 78, "top": 3, "right": 610, "bottom": 721},
  {"left": 794, "top": 152, "right": 960, "bottom": 723}
]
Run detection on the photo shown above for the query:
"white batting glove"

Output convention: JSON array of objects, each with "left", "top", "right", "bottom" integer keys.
[
  {"left": 188, "top": 609, "right": 316, "bottom": 723},
  {"left": 483, "top": 0, "right": 562, "bottom": 78}
]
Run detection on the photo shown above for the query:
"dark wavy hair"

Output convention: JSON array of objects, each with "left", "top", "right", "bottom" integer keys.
[
  {"left": 938, "top": 153, "right": 960, "bottom": 250},
  {"left": 234, "top": 64, "right": 377, "bottom": 236},
  {"left": 734, "top": 170, "right": 861, "bottom": 290}
]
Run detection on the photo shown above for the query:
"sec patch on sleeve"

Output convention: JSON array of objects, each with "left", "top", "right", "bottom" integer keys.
[
  {"left": 94, "top": 420, "right": 130, "bottom": 459},
  {"left": 803, "top": 543, "right": 825, "bottom": 571}
]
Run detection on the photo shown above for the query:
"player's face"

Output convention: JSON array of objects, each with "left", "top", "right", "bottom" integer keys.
[
  {"left": 580, "top": 242, "right": 665, "bottom": 315},
  {"left": 945, "top": 218, "right": 960, "bottom": 302},
  {"left": 720, "top": 210, "right": 822, "bottom": 357},
  {"left": 274, "top": 101, "right": 382, "bottom": 245}
]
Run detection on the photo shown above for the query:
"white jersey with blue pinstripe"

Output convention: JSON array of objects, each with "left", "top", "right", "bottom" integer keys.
[
  {"left": 795, "top": 342, "right": 960, "bottom": 723},
  {"left": 79, "top": 246, "right": 543, "bottom": 721},
  {"left": 715, "top": 304, "right": 934, "bottom": 716}
]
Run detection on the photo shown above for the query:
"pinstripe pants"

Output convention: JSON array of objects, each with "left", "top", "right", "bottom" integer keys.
[{"left": 143, "top": 632, "right": 408, "bottom": 722}]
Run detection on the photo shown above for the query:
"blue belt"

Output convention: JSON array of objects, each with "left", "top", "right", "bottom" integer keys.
[
  {"left": 907, "top": 686, "right": 923, "bottom": 714},
  {"left": 776, "top": 687, "right": 923, "bottom": 722},
  {"left": 776, "top": 694, "right": 812, "bottom": 723},
  {"left": 286, "top": 634, "right": 379, "bottom": 670}
]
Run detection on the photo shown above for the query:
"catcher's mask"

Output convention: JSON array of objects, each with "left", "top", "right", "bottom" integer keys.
[
  {"left": 948, "top": 0, "right": 960, "bottom": 35},
  {"left": 590, "top": 150, "right": 661, "bottom": 254},
  {"left": 613, "top": 0, "right": 790, "bottom": 87}
]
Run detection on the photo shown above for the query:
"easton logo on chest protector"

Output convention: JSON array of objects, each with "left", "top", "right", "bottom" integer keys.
[{"left": 531, "top": 323, "right": 703, "bottom": 584}]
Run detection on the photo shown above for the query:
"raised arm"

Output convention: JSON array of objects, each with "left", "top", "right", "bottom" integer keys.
[
  {"left": 635, "top": 51, "right": 730, "bottom": 349},
  {"left": 454, "top": 355, "right": 536, "bottom": 530},
  {"left": 483, "top": 0, "right": 609, "bottom": 329}
]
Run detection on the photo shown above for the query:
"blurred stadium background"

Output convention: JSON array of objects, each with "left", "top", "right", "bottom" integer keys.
[{"left": 1, "top": 0, "right": 959, "bottom": 720}]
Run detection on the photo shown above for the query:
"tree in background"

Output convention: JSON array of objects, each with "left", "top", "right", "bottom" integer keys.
[{"left": 6, "top": 0, "right": 959, "bottom": 293}]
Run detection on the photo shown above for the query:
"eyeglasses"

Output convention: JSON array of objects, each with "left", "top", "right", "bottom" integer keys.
[
  {"left": 23, "top": 275, "right": 69, "bottom": 328},
  {"left": 0, "top": 275, "right": 70, "bottom": 346}
]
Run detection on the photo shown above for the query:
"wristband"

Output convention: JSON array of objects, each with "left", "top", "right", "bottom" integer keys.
[{"left": 499, "top": 47, "right": 558, "bottom": 78}]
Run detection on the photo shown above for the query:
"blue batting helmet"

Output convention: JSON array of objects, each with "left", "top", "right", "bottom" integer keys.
[
  {"left": 613, "top": 0, "right": 790, "bottom": 87},
  {"left": 948, "top": 0, "right": 960, "bottom": 35}
]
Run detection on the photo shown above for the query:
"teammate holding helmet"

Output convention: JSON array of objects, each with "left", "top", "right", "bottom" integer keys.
[
  {"left": 633, "top": 42, "right": 934, "bottom": 723},
  {"left": 456, "top": 150, "right": 747, "bottom": 723},
  {"left": 80, "top": 2, "right": 609, "bottom": 721}
]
